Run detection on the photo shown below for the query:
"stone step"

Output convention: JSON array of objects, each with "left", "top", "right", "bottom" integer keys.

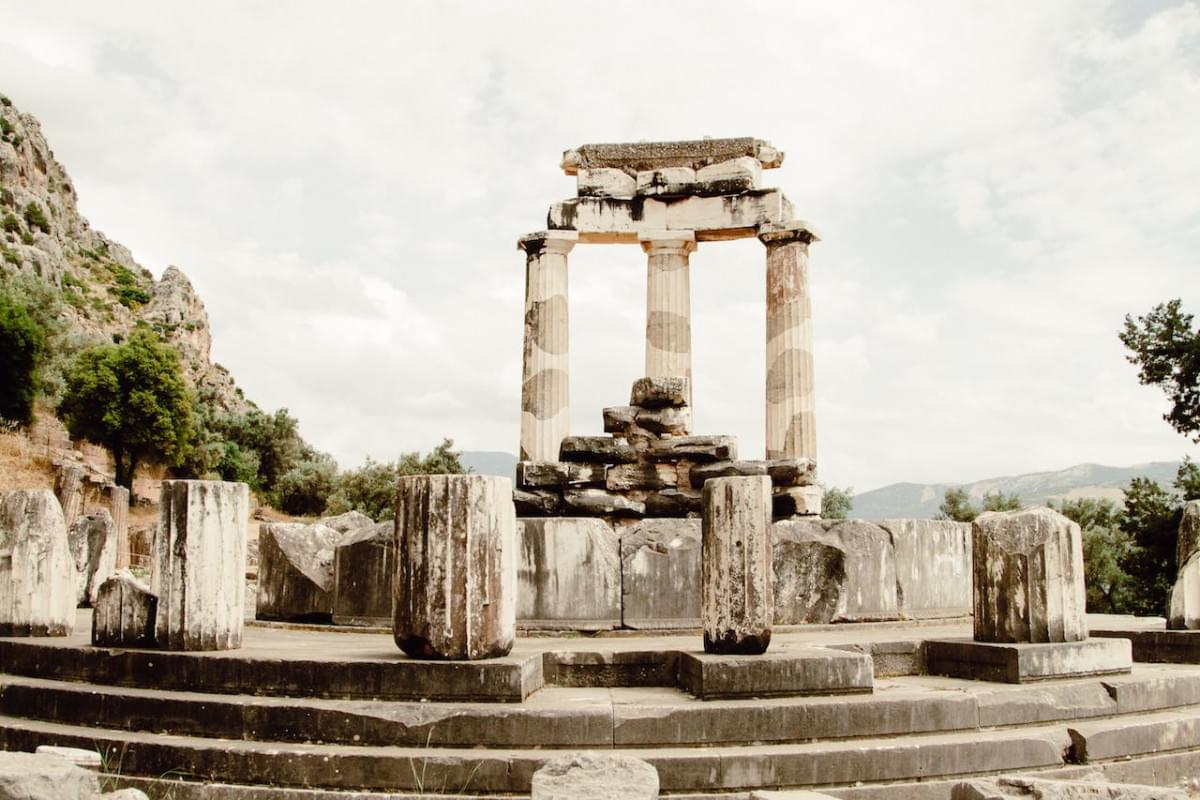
[
  {"left": 1067, "top": 705, "right": 1200, "bottom": 763},
  {"left": 0, "top": 712, "right": 1075, "bottom": 794}
]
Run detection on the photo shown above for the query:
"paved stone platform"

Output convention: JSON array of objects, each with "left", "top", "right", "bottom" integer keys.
[{"left": 925, "top": 637, "right": 1133, "bottom": 683}]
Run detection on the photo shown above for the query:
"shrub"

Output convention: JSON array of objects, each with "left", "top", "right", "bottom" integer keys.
[
  {"left": 0, "top": 95, "right": 11, "bottom": 107},
  {"left": 20, "top": 232, "right": 33, "bottom": 245},
  {"left": 0, "top": 117, "right": 11, "bottom": 137},
  {"left": 325, "top": 439, "right": 467, "bottom": 522},
  {"left": 22, "top": 202, "right": 49, "bottom": 234},
  {"left": 0, "top": 188, "right": 12, "bottom": 206},
  {"left": 105, "top": 262, "right": 151, "bottom": 309},
  {"left": 275, "top": 456, "right": 337, "bottom": 516},
  {"left": 0, "top": 285, "right": 47, "bottom": 425},
  {"left": 1, "top": 213, "right": 19, "bottom": 234},
  {"left": 1, "top": 246, "right": 17, "bottom": 266}
]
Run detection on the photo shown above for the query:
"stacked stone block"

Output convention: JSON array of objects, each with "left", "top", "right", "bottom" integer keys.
[{"left": 514, "top": 377, "right": 817, "bottom": 523}]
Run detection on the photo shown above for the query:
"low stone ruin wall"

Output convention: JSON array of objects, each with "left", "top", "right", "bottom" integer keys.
[{"left": 517, "top": 516, "right": 971, "bottom": 630}]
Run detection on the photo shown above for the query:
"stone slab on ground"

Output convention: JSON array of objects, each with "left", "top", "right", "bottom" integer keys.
[
  {"left": 926, "top": 637, "right": 1132, "bottom": 683},
  {"left": 518, "top": 518, "right": 620, "bottom": 630},
  {"left": 620, "top": 519, "right": 701, "bottom": 630},
  {"left": 0, "top": 488, "right": 76, "bottom": 636},
  {"left": 0, "top": 750, "right": 99, "bottom": 799},
  {"left": 1092, "top": 628, "right": 1200, "bottom": 664},
  {"left": 677, "top": 647, "right": 873, "bottom": 700},
  {"left": 531, "top": 752, "right": 659, "bottom": 800},
  {"left": 952, "top": 774, "right": 1187, "bottom": 799}
]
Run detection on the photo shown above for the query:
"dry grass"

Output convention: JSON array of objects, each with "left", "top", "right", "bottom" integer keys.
[{"left": 0, "top": 429, "right": 56, "bottom": 494}]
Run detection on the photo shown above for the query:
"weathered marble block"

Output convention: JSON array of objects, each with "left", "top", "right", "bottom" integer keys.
[
  {"left": 0, "top": 489, "right": 76, "bottom": 636},
  {"left": 92, "top": 569, "right": 157, "bottom": 647},
  {"left": 562, "top": 488, "right": 645, "bottom": 518},
  {"left": 559, "top": 436, "right": 638, "bottom": 464},
  {"left": 532, "top": 752, "right": 659, "bottom": 800},
  {"left": 882, "top": 519, "right": 972, "bottom": 618},
  {"left": 973, "top": 507, "right": 1087, "bottom": 644},
  {"left": 649, "top": 435, "right": 736, "bottom": 463},
  {"left": 154, "top": 480, "right": 249, "bottom": 651},
  {"left": 68, "top": 508, "right": 117, "bottom": 606},
  {"left": 630, "top": 376, "right": 689, "bottom": 408},
  {"left": 621, "top": 519, "right": 701, "bottom": 629},
  {"left": 518, "top": 517, "right": 620, "bottom": 630},
  {"left": 1168, "top": 500, "right": 1200, "bottom": 630},
  {"left": 333, "top": 521, "right": 394, "bottom": 626},
  {"left": 257, "top": 522, "right": 341, "bottom": 622},
  {"left": 318, "top": 510, "right": 375, "bottom": 535},
  {"left": 772, "top": 485, "right": 823, "bottom": 518},
  {"left": 702, "top": 476, "right": 773, "bottom": 654},
  {"left": 394, "top": 475, "right": 516, "bottom": 659},
  {"left": 518, "top": 461, "right": 605, "bottom": 488}
]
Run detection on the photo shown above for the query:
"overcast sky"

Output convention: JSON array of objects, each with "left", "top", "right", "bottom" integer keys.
[{"left": 2, "top": 2, "right": 1197, "bottom": 491}]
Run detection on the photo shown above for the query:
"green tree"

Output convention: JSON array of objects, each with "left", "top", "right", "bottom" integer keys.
[
  {"left": 937, "top": 487, "right": 977, "bottom": 522},
  {"left": 325, "top": 439, "right": 468, "bottom": 521},
  {"left": 820, "top": 485, "right": 853, "bottom": 520},
  {"left": 274, "top": 454, "right": 337, "bottom": 516},
  {"left": 1051, "top": 497, "right": 1130, "bottom": 613},
  {"left": 980, "top": 490, "right": 1022, "bottom": 513},
  {"left": 58, "top": 329, "right": 194, "bottom": 490},
  {"left": 1119, "top": 477, "right": 1181, "bottom": 617},
  {"left": 1120, "top": 299, "right": 1200, "bottom": 441},
  {"left": 0, "top": 286, "right": 46, "bottom": 425},
  {"left": 1177, "top": 456, "right": 1200, "bottom": 502}
]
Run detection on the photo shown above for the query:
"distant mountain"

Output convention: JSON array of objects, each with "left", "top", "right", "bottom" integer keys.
[
  {"left": 851, "top": 461, "right": 1183, "bottom": 520},
  {"left": 462, "top": 451, "right": 518, "bottom": 479}
]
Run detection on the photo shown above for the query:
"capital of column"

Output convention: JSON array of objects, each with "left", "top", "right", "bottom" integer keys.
[
  {"left": 518, "top": 230, "right": 578, "bottom": 256},
  {"left": 757, "top": 221, "right": 821, "bottom": 247},
  {"left": 639, "top": 229, "right": 697, "bottom": 256}
]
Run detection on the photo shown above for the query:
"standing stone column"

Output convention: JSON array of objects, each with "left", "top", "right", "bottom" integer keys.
[
  {"left": 394, "top": 474, "right": 516, "bottom": 660},
  {"left": 154, "top": 480, "right": 249, "bottom": 651},
  {"left": 640, "top": 230, "right": 697, "bottom": 411},
  {"left": 0, "top": 489, "right": 76, "bottom": 636},
  {"left": 702, "top": 476, "right": 773, "bottom": 654},
  {"left": 107, "top": 485, "right": 131, "bottom": 570},
  {"left": 758, "top": 223, "right": 819, "bottom": 461},
  {"left": 519, "top": 231, "right": 578, "bottom": 462}
]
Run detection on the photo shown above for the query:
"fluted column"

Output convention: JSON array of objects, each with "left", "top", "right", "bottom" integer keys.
[
  {"left": 759, "top": 223, "right": 819, "bottom": 461},
  {"left": 640, "top": 230, "right": 696, "bottom": 408},
  {"left": 519, "top": 231, "right": 578, "bottom": 462}
]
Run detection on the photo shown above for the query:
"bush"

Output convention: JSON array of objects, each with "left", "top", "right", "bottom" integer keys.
[
  {"left": 0, "top": 285, "right": 46, "bottom": 425},
  {"left": 0, "top": 118, "right": 11, "bottom": 137},
  {"left": 22, "top": 202, "right": 48, "bottom": 234},
  {"left": 0, "top": 188, "right": 12, "bottom": 206},
  {"left": 20, "top": 232, "right": 33, "bottom": 245},
  {"left": 325, "top": 439, "right": 467, "bottom": 522},
  {"left": 0, "top": 95, "right": 11, "bottom": 107},
  {"left": 275, "top": 456, "right": 337, "bottom": 516},
  {"left": 1, "top": 213, "right": 18, "bottom": 234}
]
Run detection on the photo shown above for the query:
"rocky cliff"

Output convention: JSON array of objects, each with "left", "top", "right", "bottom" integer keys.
[{"left": 0, "top": 93, "right": 246, "bottom": 413}]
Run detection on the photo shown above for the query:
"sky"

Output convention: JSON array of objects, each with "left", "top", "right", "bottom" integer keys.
[{"left": 1, "top": 1, "right": 1197, "bottom": 492}]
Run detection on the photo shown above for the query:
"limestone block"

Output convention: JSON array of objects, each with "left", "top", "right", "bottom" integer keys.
[
  {"left": 563, "top": 488, "right": 646, "bottom": 518},
  {"left": 644, "top": 488, "right": 703, "bottom": 518},
  {"left": 531, "top": 752, "right": 659, "bottom": 800},
  {"left": 34, "top": 745, "right": 101, "bottom": 768},
  {"left": 547, "top": 190, "right": 791, "bottom": 243},
  {"left": 394, "top": 475, "right": 516, "bottom": 659},
  {"left": 636, "top": 166, "right": 696, "bottom": 196},
  {"left": 951, "top": 774, "right": 1185, "bottom": 799},
  {"left": 0, "top": 751, "right": 99, "bottom": 800},
  {"left": 973, "top": 507, "right": 1087, "bottom": 644},
  {"left": 702, "top": 476, "right": 773, "bottom": 654},
  {"left": 514, "top": 488, "right": 563, "bottom": 516},
  {"left": 881, "top": 519, "right": 972, "bottom": 618},
  {"left": 649, "top": 435, "right": 736, "bottom": 463},
  {"left": 0, "top": 489, "right": 75, "bottom": 636},
  {"left": 518, "top": 517, "right": 620, "bottom": 630},
  {"left": 559, "top": 436, "right": 638, "bottom": 464},
  {"left": 773, "top": 485, "right": 823, "bottom": 517},
  {"left": 318, "top": 510, "right": 375, "bottom": 535},
  {"left": 256, "top": 522, "right": 341, "bottom": 622},
  {"left": 688, "top": 458, "right": 816, "bottom": 489},
  {"left": 630, "top": 376, "right": 689, "bottom": 407},
  {"left": 1177, "top": 500, "right": 1200, "bottom": 570},
  {"left": 577, "top": 167, "right": 636, "bottom": 198},
  {"left": 333, "top": 521, "right": 394, "bottom": 626},
  {"left": 606, "top": 463, "right": 677, "bottom": 492},
  {"left": 154, "top": 480, "right": 249, "bottom": 651},
  {"left": 695, "top": 156, "right": 762, "bottom": 193},
  {"left": 773, "top": 519, "right": 900, "bottom": 623},
  {"left": 633, "top": 405, "right": 691, "bottom": 435},
  {"left": 621, "top": 519, "right": 701, "bottom": 629},
  {"left": 518, "top": 461, "right": 606, "bottom": 488},
  {"left": 68, "top": 508, "right": 117, "bottom": 606},
  {"left": 602, "top": 406, "right": 636, "bottom": 433},
  {"left": 91, "top": 569, "right": 157, "bottom": 647},
  {"left": 561, "top": 137, "right": 783, "bottom": 174}
]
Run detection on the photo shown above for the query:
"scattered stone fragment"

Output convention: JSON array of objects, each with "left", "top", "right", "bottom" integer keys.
[
  {"left": 33, "top": 746, "right": 101, "bottom": 768},
  {"left": 563, "top": 488, "right": 646, "bottom": 518},
  {"left": 394, "top": 475, "right": 516, "bottom": 659},
  {"left": 257, "top": 522, "right": 342, "bottom": 622},
  {"left": 0, "top": 751, "right": 99, "bottom": 800},
  {"left": 91, "top": 569, "right": 156, "bottom": 647},
  {"left": 773, "top": 485, "right": 823, "bottom": 518},
  {"left": 559, "top": 436, "right": 638, "bottom": 464},
  {"left": 602, "top": 406, "right": 636, "bottom": 433},
  {"left": 68, "top": 508, "right": 117, "bottom": 606},
  {"left": 950, "top": 774, "right": 1186, "bottom": 799},
  {"left": 518, "top": 461, "right": 606, "bottom": 488},
  {"left": 514, "top": 488, "right": 563, "bottom": 516},
  {"left": 155, "top": 480, "right": 249, "bottom": 651},
  {"left": 606, "top": 463, "right": 677, "bottom": 492},
  {"left": 973, "top": 507, "right": 1087, "bottom": 644},
  {"left": 633, "top": 405, "right": 691, "bottom": 435},
  {"left": 702, "top": 476, "right": 773, "bottom": 654},
  {"left": 531, "top": 752, "right": 659, "bottom": 800},
  {"left": 333, "top": 521, "right": 393, "bottom": 627},
  {"left": 0, "top": 489, "right": 75, "bottom": 636},
  {"left": 648, "top": 435, "right": 736, "bottom": 463},
  {"left": 621, "top": 519, "right": 701, "bottom": 628},
  {"left": 576, "top": 167, "right": 636, "bottom": 198},
  {"left": 318, "top": 510, "right": 375, "bottom": 535},
  {"left": 645, "top": 488, "right": 703, "bottom": 517},
  {"left": 630, "top": 376, "right": 689, "bottom": 408},
  {"left": 518, "top": 518, "right": 620, "bottom": 630},
  {"left": 764, "top": 458, "right": 816, "bottom": 486}
]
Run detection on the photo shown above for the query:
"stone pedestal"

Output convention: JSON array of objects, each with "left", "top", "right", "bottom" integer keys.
[
  {"left": 333, "top": 521, "right": 394, "bottom": 626},
  {"left": 68, "top": 508, "right": 117, "bottom": 606},
  {"left": 154, "top": 480, "right": 248, "bottom": 651},
  {"left": 394, "top": 475, "right": 516, "bottom": 659},
  {"left": 926, "top": 637, "right": 1131, "bottom": 683},
  {"left": 256, "top": 522, "right": 340, "bottom": 622},
  {"left": 640, "top": 230, "right": 696, "bottom": 412},
  {"left": 973, "top": 507, "right": 1087, "bottom": 644},
  {"left": 702, "top": 476, "right": 773, "bottom": 654},
  {"left": 519, "top": 231, "right": 577, "bottom": 462},
  {"left": 759, "top": 223, "right": 818, "bottom": 462},
  {"left": 92, "top": 569, "right": 157, "bottom": 648},
  {"left": 0, "top": 489, "right": 75, "bottom": 636}
]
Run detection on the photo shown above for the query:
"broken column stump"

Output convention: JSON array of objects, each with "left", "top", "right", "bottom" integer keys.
[
  {"left": 256, "top": 521, "right": 341, "bottom": 622},
  {"left": 1169, "top": 501, "right": 1200, "bottom": 630},
  {"left": 394, "top": 475, "right": 516, "bottom": 660},
  {"left": 333, "top": 521, "right": 395, "bottom": 627},
  {"left": 0, "top": 489, "right": 76, "bottom": 636},
  {"left": 68, "top": 508, "right": 117, "bottom": 607},
  {"left": 92, "top": 569, "right": 157, "bottom": 647},
  {"left": 154, "top": 480, "right": 249, "bottom": 651},
  {"left": 701, "top": 476, "right": 773, "bottom": 655}
]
